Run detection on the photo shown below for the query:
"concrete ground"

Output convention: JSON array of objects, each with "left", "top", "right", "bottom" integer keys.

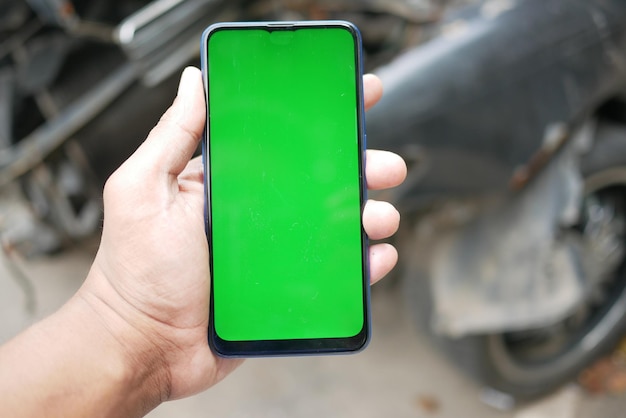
[{"left": 1, "top": 246, "right": 625, "bottom": 418}]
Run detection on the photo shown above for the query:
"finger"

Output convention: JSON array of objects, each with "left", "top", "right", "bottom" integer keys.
[
  {"left": 366, "top": 150, "right": 407, "bottom": 190},
  {"left": 130, "top": 67, "right": 205, "bottom": 179},
  {"left": 363, "top": 200, "right": 400, "bottom": 240},
  {"left": 369, "top": 243, "right": 398, "bottom": 285},
  {"left": 363, "top": 74, "right": 383, "bottom": 111},
  {"left": 178, "top": 156, "right": 204, "bottom": 184}
]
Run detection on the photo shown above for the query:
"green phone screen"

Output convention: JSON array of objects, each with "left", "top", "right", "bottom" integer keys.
[{"left": 205, "top": 23, "right": 367, "bottom": 350}]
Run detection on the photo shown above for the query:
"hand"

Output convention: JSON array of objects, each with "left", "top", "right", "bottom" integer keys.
[{"left": 78, "top": 67, "right": 406, "bottom": 409}]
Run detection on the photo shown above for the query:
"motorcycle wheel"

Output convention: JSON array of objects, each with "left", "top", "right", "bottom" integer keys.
[{"left": 404, "top": 121, "right": 626, "bottom": 400}]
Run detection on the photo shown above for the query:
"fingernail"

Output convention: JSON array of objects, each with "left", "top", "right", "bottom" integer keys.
[{"left": 177, "top": 67, "right": 196, "bottom": 100}]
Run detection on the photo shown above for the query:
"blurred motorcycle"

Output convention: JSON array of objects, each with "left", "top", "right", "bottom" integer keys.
[
  {"left": 367, "top": 0, "right": 626, "bottom": 403},
  {"left": 3, "top": 0, "right": 626, "bottom": 403}
]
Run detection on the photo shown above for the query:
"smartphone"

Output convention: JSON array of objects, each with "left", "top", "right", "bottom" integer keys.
[{"left": 201, "top": 21, "right": 369, "bottom": 357}]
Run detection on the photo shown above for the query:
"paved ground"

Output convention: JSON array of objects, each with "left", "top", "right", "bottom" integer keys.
[{"left": 1, "top": 246, "right": 625, "bottom": 417}]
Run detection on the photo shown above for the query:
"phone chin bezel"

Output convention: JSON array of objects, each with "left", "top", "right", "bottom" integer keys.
[{"left": 209, "top": 326, "right": 369, "bottom": 358}]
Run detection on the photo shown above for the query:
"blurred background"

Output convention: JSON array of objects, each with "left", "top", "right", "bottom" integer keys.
[{"left": 3, "top": 0, "right": 626, "bottom": 416}]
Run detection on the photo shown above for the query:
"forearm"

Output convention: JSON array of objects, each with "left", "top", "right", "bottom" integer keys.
[{"left": 0, "top": 293, "right": 165, "bottom": 418}]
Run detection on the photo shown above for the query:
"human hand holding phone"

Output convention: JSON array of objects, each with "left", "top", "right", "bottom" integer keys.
[
  {"left": 81, "top": 64, "right": 404, "bottom": 400},
  {"left": 0, "top": 58, "right": 404, "bottom": 417},
  {"left": 0, "top": 66, "right": 405, "bottom": 418}
]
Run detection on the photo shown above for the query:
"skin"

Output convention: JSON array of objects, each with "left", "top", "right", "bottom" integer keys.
[{"left": 0, "top": 67, "right": 406, "bottom": 417}]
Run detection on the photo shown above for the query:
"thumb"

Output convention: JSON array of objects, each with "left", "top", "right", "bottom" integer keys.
[{"left": 130, "top": 67, "right": 206, "bottom": 179}]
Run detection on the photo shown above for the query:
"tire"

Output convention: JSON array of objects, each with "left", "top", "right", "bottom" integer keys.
[{"left": 404, "top": 121, "right": 626, "bottom": 400}]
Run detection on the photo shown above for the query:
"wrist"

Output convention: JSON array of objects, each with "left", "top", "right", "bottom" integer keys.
[
  {"left": 0, "top": 279, "right": 170, "bottom": 418},
  {"left": 72, "top": 267, "right": 173, "bottom": 414}
]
